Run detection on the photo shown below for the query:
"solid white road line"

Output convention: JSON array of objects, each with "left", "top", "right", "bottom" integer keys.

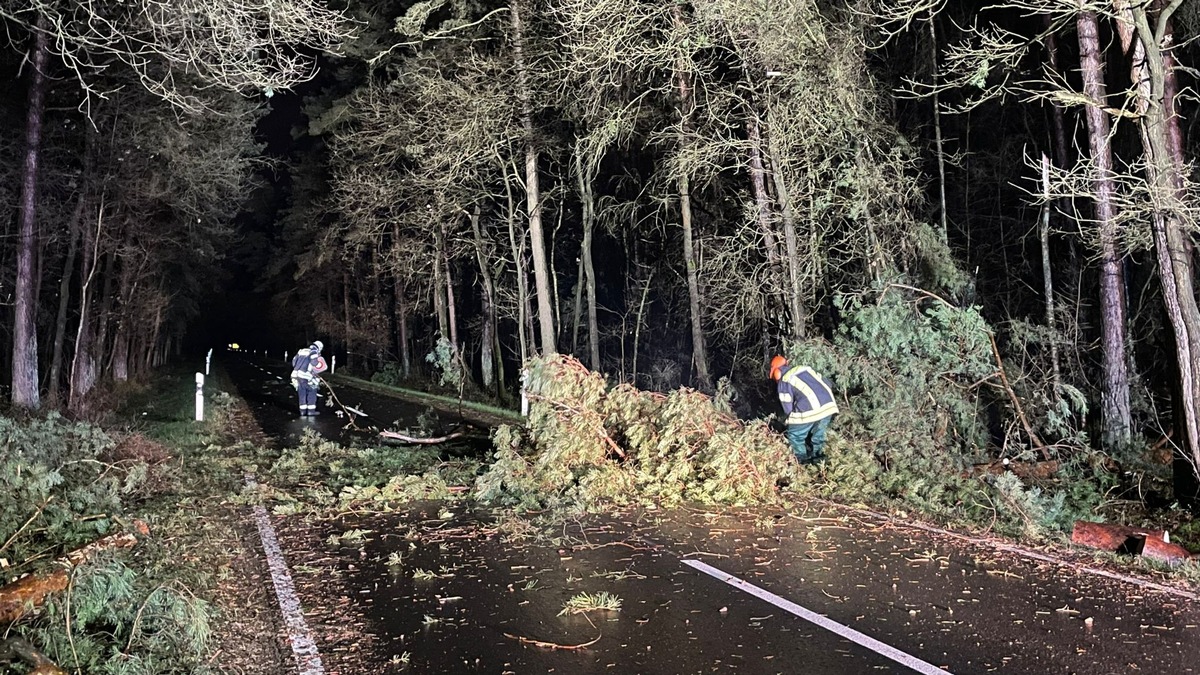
[
  {"left": 245, "top": 474, "right": 325, "bottom": 675},
  {"left": 682, "top": 559, "right": 951, "bottom": 675}
]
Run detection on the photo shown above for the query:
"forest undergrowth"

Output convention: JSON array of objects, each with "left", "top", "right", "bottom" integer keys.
[{"left": 0, "top": 370, "right": 281, "bottom": 675}]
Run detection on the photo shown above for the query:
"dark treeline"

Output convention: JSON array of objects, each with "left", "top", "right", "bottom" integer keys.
[{"left": 5, "top": 0, "right": 1200, "bottom": 500}]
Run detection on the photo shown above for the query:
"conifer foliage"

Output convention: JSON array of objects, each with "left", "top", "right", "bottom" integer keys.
[{"left": 475, "top": 355, "right": 794, "bottom": 509}]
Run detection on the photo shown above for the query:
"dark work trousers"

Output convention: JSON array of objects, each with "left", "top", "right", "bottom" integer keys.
[{"left": 298, "top": 379, "right": 318, "bottom": 415}]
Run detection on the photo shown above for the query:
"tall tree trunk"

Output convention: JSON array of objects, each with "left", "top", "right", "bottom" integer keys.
[
  {"left": 12, "top": 19, "right": 49, "bottom": 409},
  {"left": 47, "top": 195, "right": 84, "bottom": 403},
  {"left": 747, "top": 117, "right": 788, "bottom": 335},
  {"left": 394, "top": 285, "right": 411, "bottom": 378},
  {"left": 672, "top": 5, "right": 712, "bottom": 390},
  {"left": 1124, "top": 2, "right": 1200, "bottom": 484},
  {"left": 109, "top": 258, "right": 138, "bottom": 382},
  {"left": 1039, "top": 154, "right": 1061, "bottom": 395},
  {"left": 765, "top": 126, "right": 808, "bottom": 340},
  {"left": 470, "top": 205, "right": 502, "bottom": 394},
  {"left": 504, "top": 165, "right": 531, "bottom": 363},
  {"left": 93, "top": 253, "right": 118, "bottom": 380},
  {"left": 343, "top": 271, "right": 353, "bottom": 372},
  {"left": 511, "top": 0, "right": 556, "bottom": 355},
  {"left": 444, "top": 244, "right": 460, "bottom": 359},
  {"left": 572, "top": 145, "right": 601, "bottom": 370},
  {"left": 1078, "top": 9, "right": 1133, "bottom": 449},
  {"left": 68, "top": 203, "right": 105, "bottom": 416},
  {"left": 433, "top": 228, "right": 449, "bottom": 341},
  {"left": 928, "top": 13, "right": 948, "bottom": 244}
]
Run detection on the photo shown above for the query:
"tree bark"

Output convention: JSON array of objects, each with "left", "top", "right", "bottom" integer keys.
[
  {"left": 1125, "top": 2, "right": 1200, "bottom": 485},
  {"left": 68, "top": 203, "right": 103, "bottom": 416},
  {"left": 1039, "top": 154, "right": 1061, "bottom": 395},
  {"left": 765, "top": 125, "right": 808, "bottom": 339},
  {"left": 11, "top": 18, "right": 50, "bottom": 409},
  {"left": 929, "top": 12, "right": 948, "bottom": 244},
  {"left": 504, "top": 164, "right": 531, "bottom": 363},
  {"left": 511, "top": 0, "right": 557, "bottom": 355},
  {"left": 47, "top": 194, "right": 85, "bottom": 403},
  {"left": 1078, "top": 9, "right": 1133, "bottom": 449},
  {"left": 573, "top": 145, "right": 601, "bottom": 370},
  {"left": 747, "top": 116, "right": 788, "bottom": 334},
  {"left": 672, "top": 5, "right": 712, "bottom": 390},
  {"left": 433, "top": 227, "right": 449, "bottom": 341},
  {"left": 470, "top": 205, "right": 503, "bottom": 395}
]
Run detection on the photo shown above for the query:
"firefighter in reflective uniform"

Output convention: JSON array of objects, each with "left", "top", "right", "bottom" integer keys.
[
  {"left": 291, "top": 341, "right": 328, "bottom": 416},
  {"left": 770, "top": 355, "right": 838, "bottom": 464}
]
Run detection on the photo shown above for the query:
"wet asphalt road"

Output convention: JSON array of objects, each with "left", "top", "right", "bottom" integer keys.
[
  {"left": 225, "top": 354, "right": 1200, "bottom": 674},
  {"left": 223, "top": 353, "right": 472, "bottom": 448}
]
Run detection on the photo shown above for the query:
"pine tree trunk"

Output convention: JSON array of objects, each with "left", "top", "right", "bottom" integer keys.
[
  {"left": 68, "top": 203, "right": 104, "bottom": 416},
  {"left": 747, "top": 117, "right": 787, "bottom": 331},
  {"left": 1078, "top": 9, "right": 1132, "bottom": 449},
  {"left": 765, "top": 126, "right": 808, "bottom": 339},
  {"left": 672, "top": 5, "right": 711, "bottom": 390},
  {"left": 11, "top": 19, "right": 49, "bottom": 409},
  {"left": 395, "top": 286, "right": 411, "bottom": 378},
  {"left": 470, "top": 206, "right": 501, "bottom": 393},
  {"left": 1125, "top": 3, "right": 1200, "bottom": 485},
  {"left": 505, "top": 166, "right": 531, "bottom": 363},
  {"left": 928, "top": 13, "right": 948, "bottom": 244},
  {"left": 48, "top": 195, "right": 84, "bottom": 404},
  {"left": 1039, "top": 154, "right": 1061, "bottom": 394},
  {"left": 342, "top": 271, "right": 353, "bottom": 372},
  {"left": 511, "top": 0, "right": 556, "bottom": 355},
  {"left": 573, "top": 146, "right": 601, "bottom": 370},
  {"left": 678, "top": 176, "right": 711, "bottom": 391},
  {"left": 433, "top": 228, "right": 449, "bottom": 341},
  {"left": 444, "top": 246, "right": 460, "bottom": 360}
]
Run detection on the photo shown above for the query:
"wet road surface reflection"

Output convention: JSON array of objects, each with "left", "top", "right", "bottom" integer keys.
[{"left": 224, "top": 355, "right": 1200, "bottom": 674}]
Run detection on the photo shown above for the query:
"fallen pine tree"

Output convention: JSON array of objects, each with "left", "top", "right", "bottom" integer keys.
[{"left": 474, "top": 355, "right": 795, "bottom": 510}]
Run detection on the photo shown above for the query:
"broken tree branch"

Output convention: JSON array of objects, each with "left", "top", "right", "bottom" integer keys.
[
  {"left": 0, "top": 637, "right": 67, "bottom": 675},
  {"left": 380, "top": 429, "right": 466, "bottom": 444},
  {"left": 0, "top": 521, "right": 147, "bottom": 625}
]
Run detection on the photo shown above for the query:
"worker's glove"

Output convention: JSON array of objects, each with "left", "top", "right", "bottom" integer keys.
[
  {"left": 311, "top": 378, "right": 322, "bottom": 388},
  {"left": 290, "top": 376, "right": 299, "bottom": 391}
]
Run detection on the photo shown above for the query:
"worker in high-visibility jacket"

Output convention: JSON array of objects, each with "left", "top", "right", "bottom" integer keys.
[
  {"left": 770, "top": 355, "right": 838, "bottom": 464},
  {"left": 291, "top": 341, "right": 328, "bottom": 416}
]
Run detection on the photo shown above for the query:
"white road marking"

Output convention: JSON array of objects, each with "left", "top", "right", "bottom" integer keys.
[
  {"left": 245, "top": 474, "right": 325, "bottom": 675},
  {"left": 682, "top": 559, "right": 951, "bottom": 675}
]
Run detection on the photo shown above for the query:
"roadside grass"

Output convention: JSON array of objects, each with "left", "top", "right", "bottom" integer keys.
[{"left": 0, "top": 363, "right": 282, "bottom": 674}]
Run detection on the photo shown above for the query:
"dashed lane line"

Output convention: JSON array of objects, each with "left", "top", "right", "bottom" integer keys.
[
  {"left": 245, "top": 474, "right": 325, "bottom": 675},
  {"left": 682, "top": 559, "right": 952, "bottom": 675}
]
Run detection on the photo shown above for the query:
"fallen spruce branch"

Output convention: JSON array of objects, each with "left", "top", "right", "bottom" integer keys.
[
  {"left": 380, "top": 429, "right": 466, "bottom": 444},
  {"left": 0, "top": 637, "right": 67, "bottom": 675},
  {"left": 502, "top": 632, "right": 601, "bottom": 650},
  {"left": 0, "top": 521, "right": 148, "bottom": 625}
]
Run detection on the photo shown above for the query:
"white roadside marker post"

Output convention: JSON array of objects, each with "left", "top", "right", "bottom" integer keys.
[
  {"left": 205, "top": 348, "right": 212, "bottom": 376},
  {"left": 331, "top": 355, "right": 336, "bottom": 374},
  {"left": 195, "top": 372, "right": 205, "bottom": 422}
]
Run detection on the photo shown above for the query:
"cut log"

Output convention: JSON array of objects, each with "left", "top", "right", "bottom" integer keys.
[
  {"left": 1071, "top": 520, "right": 1167, "bottom": 553},
  {"left": 380, "top": 429, "right": 466, "bottom": 444},
  {"left": 0, "top": 523, "right": 145, "bottom": 625},
  {"left": 0, "top": 637, "right": 67, "bottom": 675},
  {"left": 1138, "top": 536, "right": 1195, "bottom": 565}
]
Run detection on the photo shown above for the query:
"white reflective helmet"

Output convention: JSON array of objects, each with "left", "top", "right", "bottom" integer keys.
[{"left": 312, "top": 340, "right": 324, "bottom": 353}]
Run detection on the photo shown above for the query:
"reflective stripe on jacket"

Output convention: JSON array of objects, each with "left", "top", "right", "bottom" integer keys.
[{"left": 777, "top": 365, "right": 838, "bottom": 425}]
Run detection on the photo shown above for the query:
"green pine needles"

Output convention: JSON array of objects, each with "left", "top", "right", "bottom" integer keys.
[{"left": 475, "top": 355, "right": 794, "bottom": 510}]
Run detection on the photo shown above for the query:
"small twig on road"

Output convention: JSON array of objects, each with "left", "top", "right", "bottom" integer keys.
[{"left": 501, "top": 632, "right": 601, "bottom": 650}]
